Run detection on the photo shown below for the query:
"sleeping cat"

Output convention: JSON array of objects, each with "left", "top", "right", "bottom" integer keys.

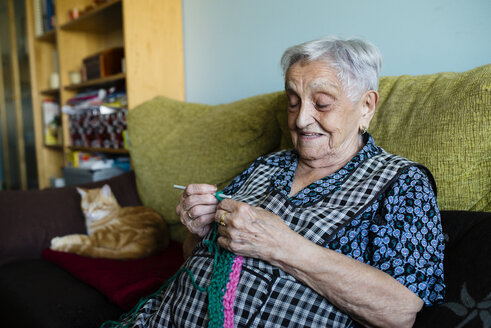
[{"left": 50, "top": 184, "right": 169, "bottom": 259}]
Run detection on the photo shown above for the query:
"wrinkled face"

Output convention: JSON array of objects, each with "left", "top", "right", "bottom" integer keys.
[{"left": 286, "top": 60, "right": 367, "bottom": 165}]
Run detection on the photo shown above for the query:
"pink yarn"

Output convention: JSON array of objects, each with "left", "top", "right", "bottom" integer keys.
[{"left": 222, "top": 255, "right": 244, "bottom": 328}]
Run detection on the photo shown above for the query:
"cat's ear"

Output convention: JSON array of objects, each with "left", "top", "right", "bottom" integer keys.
[
  {"left": 76, "top": 187, "right": 87, "bottom": 197},
  {"left": 101, "top": 184, "right": 112, "bottom": 197}
]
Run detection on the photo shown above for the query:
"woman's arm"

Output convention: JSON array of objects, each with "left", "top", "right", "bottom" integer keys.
[
  {"left": 270, "top": 229, "right": 424, "bottom": 327},
  {"left": 216, "top": 201, "right": 424, "bottom": 328}
]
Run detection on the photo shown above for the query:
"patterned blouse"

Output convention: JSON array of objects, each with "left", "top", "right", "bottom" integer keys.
[{"left": 222, "top": 134, "right": 446, "bottom": 306}]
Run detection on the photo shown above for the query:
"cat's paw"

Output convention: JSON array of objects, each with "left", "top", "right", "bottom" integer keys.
[{"left": 50, "top": 236, "right": 64, "bottom": 250}]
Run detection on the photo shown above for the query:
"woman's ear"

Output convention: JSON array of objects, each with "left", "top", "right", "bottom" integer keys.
[{"left": 360, "top": 90, "right": 379, "bottom": 126}]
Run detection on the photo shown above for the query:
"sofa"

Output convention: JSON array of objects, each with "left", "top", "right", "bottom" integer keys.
[{"left": 0, "top": 64, "right": 489, "bottom": 328}]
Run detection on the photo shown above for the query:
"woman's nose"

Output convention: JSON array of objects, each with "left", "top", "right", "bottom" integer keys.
[{"left": 295, "top": 102, "right": 315, "bottom": 129}]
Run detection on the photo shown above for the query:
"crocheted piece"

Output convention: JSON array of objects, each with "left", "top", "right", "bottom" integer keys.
[
  {"left": 203, "top": 224, "right": 242, "bottom": 328},
  {"left": 207, "top": 249, "right": 235, "bottom": 327},
  {"left": 223, "top": 256, "right": 244, "bottom": 328},
  {"left": 101, "top": 223, "right": 243, "bottom": 328}
]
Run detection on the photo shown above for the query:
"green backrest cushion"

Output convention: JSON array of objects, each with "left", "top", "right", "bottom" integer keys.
[
  {"left": 371, "top": 65, "right": 490, "bottom": 211},
  {"left": 128, "top": 94, "right": 283, "bottom": 241},
  {"left": 278, "top": 64, "right": 491, "bottom": 211}
]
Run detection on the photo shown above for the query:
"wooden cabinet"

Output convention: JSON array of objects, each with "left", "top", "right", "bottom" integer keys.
[{"left": 26, "top": 0, "right": 184, "bottom": 189}]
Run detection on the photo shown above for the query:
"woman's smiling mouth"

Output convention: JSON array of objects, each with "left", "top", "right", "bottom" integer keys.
[{"left": 299, "top": 131, "right": 324, "bottom": 139}]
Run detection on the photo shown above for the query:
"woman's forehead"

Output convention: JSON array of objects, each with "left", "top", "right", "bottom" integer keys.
[{"left": 285, "top": 61, "right": 341, "bottom": 94}]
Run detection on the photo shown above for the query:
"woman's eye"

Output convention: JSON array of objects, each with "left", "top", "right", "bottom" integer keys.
[
  {"left": 316, "top": 103, "right": 331, "bottom": 109},
  {"left": 287, "top": 95, "right": 300, "bottom": 108},
  {"left": 315, "top": 94, "right": 334, "bottom": 109}
]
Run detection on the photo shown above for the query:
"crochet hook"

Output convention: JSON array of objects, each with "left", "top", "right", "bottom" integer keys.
[{"left": 173, "top": 184, "right": 232, "bottom": 201}]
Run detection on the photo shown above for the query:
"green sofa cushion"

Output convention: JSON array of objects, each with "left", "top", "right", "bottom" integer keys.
[
  {"left": 127, "top": 94, "right": 283, "bottom": 241},
  {"left": 277, "top": 64, "right": 491, "bottom": 211},
  {"left": 371, "top": 65, "right": 490, "bottom": 212}
]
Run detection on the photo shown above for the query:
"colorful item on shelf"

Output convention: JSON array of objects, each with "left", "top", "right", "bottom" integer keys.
[
  {"left": 83, "top": 47, "right": 125, "bottom": 81},
  {"left": 64, "top": 88, "right": 127, "bottom": 149},
  {"left": 42, "top": 99, "right": 62, "bottom": 146},
  {"left": 68, "top": 8, "right": 80, "bottom": 20}
]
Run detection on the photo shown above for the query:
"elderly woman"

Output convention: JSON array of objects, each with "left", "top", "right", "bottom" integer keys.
[{"left": 116, "top": 37, "right": 445, "bottom": 328}]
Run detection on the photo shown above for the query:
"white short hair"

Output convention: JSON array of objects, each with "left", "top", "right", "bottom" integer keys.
[{"left": 281, "top": 36, "right": 383, "bottom": 101}]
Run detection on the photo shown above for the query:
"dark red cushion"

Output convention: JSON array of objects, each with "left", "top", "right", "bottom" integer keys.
[{"left": 42, "top": 241, "right": 184, "bottom": 310}]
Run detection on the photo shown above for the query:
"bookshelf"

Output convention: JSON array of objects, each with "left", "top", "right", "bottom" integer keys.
[
  {"left": 40, "top": 88, "right": 60, "bottom": 96},
  {"left": 64, "top": 72, "right": 125, "bottom": 91},
  {"left": 69, "top": 146, "right": 128, "bottom": 155},
  {"left": 36, "top": 29, "right": 56, "bottom": 42},
  {"left": 26, "top": 0, "right": 185, "bottom": 189}
]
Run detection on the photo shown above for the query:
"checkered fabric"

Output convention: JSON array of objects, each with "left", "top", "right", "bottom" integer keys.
[
  {"left": 233, "top": 149, "right": 431, "bottom": 247},
  {"left": 122, "top": 149, "right": 426, "bottom": 328}
]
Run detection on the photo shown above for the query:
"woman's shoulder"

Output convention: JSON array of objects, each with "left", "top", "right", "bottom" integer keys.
[
  {"left": 386, "top": 165, "right": 438, "bottom": 202},
  {"left": 369, "top": 145, "right": 437, "bottom": 196}
]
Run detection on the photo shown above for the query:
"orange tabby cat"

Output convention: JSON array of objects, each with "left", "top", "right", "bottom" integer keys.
[{"left": 50, "top": 184, "right": 169, "bottom": 259}]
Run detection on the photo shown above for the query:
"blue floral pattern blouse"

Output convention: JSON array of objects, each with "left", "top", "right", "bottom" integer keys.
[{"left": 223, "top": 134, "right": 445, "bottom": 306}]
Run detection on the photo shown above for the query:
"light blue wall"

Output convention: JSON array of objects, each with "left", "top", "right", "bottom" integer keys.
[{"left": 182, "top": 0, "right": 491, "bottom": 105}]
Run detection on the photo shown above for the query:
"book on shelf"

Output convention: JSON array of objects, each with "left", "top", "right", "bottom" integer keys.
[
  {"left": 33, "top": 0, "right": 43, "bottom": 36},
  {"left": 42, "top": 98, "right": 62, "bottom": 146},
  {"left": 34, "top": 0, "right": 56, "bottom": 36}
]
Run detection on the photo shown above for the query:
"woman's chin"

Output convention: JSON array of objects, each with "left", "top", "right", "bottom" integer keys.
[{"left": 296, "top": 147, "right": 335, "bottom": 162}]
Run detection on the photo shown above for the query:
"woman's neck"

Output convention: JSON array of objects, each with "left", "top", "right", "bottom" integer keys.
[{"left": 290, "top": 134, "right": 365, "bottom": 197}]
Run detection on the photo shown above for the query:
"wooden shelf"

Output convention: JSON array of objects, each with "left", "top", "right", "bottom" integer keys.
[
  {"left": 69, "top": 146, "right": 129, "bottom": 154},
  {"left": 64, "top": 73, "right": 125, "bottom": 91},
  {"left": 45, "top": 144, "right": 64, "bottom": 150},
  {"left": 36, "top": 29, "right": 56, "bottom": 43},
  {"left": 40, "top": 88, "right": 60, "bottom": 96},
  {"left": 60, "top": 0, "right": 122, "bottom": 32},
  {"left": 26, "top": 0, "right": 184, "bottom": 189}
]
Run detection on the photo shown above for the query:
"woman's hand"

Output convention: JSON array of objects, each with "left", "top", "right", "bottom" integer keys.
[
  {"left": 215, "top": 199, "right": 295, "bottom": 263},
  {"left": 176, "top": 184, "right": 219, "bottom": 237}
]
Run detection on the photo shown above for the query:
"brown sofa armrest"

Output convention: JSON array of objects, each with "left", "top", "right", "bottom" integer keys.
[{"left": 0, "top": 171, "right": 141, "bottom": 266}]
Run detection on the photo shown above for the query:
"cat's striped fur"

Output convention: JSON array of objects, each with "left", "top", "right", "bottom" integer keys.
[{"left": 50, "top": 184, "right": 169, "bottom": 259}]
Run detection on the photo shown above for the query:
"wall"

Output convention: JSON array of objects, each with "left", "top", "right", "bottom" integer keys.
[{"left": 182, "top": 0, "right": 491, "bottom": 104}]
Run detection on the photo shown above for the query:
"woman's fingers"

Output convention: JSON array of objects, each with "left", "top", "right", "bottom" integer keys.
[
  {"left": 215, "top": 201, "right": 295, "bottom": 261},
  {"left": 185, "top": 183, "right": 217, "bottom": 197},
  {"left": 187, "top": 204, "right": 217, "bottom": 219},
  {"left": 180, "top": 206, "right": 217, "bottom": 236},
  {"left": 181, "top": 205, "right": 216, "bottom": 226},
  {"left": 183, "top": 193, "right": 218, "bottom": 212},
  {"left": 187, "top": 213, "right": 216, "bottom": 237},
  {"left": 216, "top": 198, "right": 241, "bottom": 213},
  {"left": 175, "top": 183, "right": 219, "bottom": 236},
  {"left": 214, "top": 209, "right": 230, "bottom": 227}
]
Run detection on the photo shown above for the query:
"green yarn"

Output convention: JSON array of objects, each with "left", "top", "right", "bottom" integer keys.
[
  {"left": 100, "top": 222, "right": 237, "bottom": 328},
  {"left": 207, "top": 247, "right": 235, "bottom": 328},
  {"left": 203, "top": 222, "right": 237, "bottom": 328},
  {"left": 215, "top": 191, "right": 227, "bottom": 202}
]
